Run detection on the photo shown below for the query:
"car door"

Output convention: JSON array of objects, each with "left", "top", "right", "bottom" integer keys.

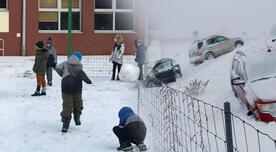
[
  {"left": 206, "top": 37, "right": 221, "bottom": 56},
  {"left": 215, "top": 36, "right": 233, "bottom": 54},
  {"left": 232, "top": 60, "right": 250, "bottom": 109},
  {"left": 154, "top": 60, "right": 176, "bottom": 83}
]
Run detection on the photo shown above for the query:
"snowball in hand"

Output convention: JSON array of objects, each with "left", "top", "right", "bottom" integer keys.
[{"left": 119, "top": 64, "right": 139, "bottom": 81}]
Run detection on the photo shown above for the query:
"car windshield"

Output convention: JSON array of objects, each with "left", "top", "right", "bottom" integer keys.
[
  {"left": 154, "top": 60, "right": 172, "bottom": 73},
  {"left": 246, "top": 51, "right": 276, "bottom": 82}
]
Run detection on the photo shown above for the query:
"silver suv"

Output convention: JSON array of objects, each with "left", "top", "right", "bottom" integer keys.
[{"left": 189, "top": 35, "right": 244, "bottom": 64}]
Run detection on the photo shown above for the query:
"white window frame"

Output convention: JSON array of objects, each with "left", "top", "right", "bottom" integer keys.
[
  {"left": 0, "top": 0, "right": 8, "bottom": 10},
  {"left": 38, "top": 0, "right": 82, "bottom": 33},
  {"left": 94, "top": 0, "right": 136, "bottom": 33}
]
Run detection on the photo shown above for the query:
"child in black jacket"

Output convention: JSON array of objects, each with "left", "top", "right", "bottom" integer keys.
[{"left": 113, "top": 107, "right": 147, "bottom": 151}]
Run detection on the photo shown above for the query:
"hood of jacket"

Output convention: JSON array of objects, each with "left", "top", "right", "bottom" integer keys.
[
  {"left": 67, "top": 55, "right": 82, "bottom": 66},
  {"left": 118, "top": 107, "right": 135, "bottom": 126},
  {"left": 36, "top": 48, "right": 48, "bottom": 54}
]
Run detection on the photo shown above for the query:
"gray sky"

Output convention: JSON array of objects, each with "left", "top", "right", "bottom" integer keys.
[{"left": 146, "top": 0, "right": 276, "bottom": 38}]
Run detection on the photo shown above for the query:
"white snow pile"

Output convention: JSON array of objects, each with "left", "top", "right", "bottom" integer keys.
[{"left": 119, "top": 64, "right": 139, "bottom": 81}]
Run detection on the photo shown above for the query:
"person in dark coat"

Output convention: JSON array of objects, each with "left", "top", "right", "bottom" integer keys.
[
  {"left": 55, "top": 51, "right": 92, "bottom": 133},
  {"left": 45, "top": 37, "right": 57, "bottom": 86},
  {"left": 135, "top": 39, "right": 147, "bottom": 81},
  {"left": 113, "top": 107, "right": 147, "bottom": 151},
  {"left": 32, "top": 41, "right": 49, "bottom": 96}
]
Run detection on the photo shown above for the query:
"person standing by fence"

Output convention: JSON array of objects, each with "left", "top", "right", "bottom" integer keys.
[
  {"left": 55, "top": 51, "right": 92, "bottom": 133},
  {"left": 31, "top": 41, "right": 49, "bottom": 96},
  {"left": 45, "top": 37, "right": 57, "bottom": 86},
  {"left": 110, "top": 34, "right": 125, "bottom": 80},
  {"left": 135, "top": 39, "right": 147, "bottom": 81}
]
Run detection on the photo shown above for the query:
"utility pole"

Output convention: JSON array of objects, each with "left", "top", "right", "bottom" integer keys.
[{"left": 67, "top": 0, "right": 72, "bottom": 57}]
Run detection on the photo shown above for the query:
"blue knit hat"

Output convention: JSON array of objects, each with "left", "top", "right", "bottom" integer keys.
[{"left": 72, "top": 51, "right": 82, "bottom": 61}]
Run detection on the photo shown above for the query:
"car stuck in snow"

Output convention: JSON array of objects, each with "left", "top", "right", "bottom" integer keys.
[{"left": 231, "top": 44, "right": 276, "bottom": 122}]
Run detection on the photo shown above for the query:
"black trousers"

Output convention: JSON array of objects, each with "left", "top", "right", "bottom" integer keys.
[
  {"left": 113, "top": 122, "right": 147, "bottom": 146},
  {"left": 112, "top": 61, "right": 122, "bottom": 79}
]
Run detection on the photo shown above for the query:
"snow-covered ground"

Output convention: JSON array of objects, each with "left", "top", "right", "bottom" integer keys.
[
  {"left": 1, "top": 38, "right": 276, "bottom": 152},
  {"left": 0, "top": 57, "right": 140, "bottom": 152},
  {"left": 159, "top": 38, "right": 276, "bottom": 139}
]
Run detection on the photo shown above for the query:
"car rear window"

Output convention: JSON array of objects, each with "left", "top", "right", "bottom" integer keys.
[{"left": 197, "top": 42, "right": 203, "bottom": 49}]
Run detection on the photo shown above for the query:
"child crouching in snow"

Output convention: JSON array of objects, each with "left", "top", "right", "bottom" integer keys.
[
  {"left": 113, "top": 107, "right": 147, "bottom": 151},
  {"left": 55, "top": 51, "right": 92, "bottom": 133}
]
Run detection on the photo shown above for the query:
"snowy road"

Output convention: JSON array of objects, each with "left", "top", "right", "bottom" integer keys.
[{"left": 0, "top": 57, "right": 139, "bottom": 152}]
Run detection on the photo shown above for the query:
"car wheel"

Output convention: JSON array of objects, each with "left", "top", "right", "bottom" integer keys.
[
  {"left": 148, "top": 81, "right": 157, "bottom": 88},
  {"left": 175, "top": 71, "right": 182, "bottom": 79},
  {"left": 205, "top": 52, "right": 215, "bottom": 60}
]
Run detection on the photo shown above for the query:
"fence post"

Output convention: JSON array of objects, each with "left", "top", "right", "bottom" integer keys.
[
  {"left": 224, "top": 102, "right": 234, "bottom": 152},
  {"left": 137, "top": 84, "right": 141, "bottom": 115}
]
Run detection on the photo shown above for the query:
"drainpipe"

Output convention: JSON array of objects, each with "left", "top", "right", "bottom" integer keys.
[{"left": 21, "top": 0, "right": 26, "bottom": 56}]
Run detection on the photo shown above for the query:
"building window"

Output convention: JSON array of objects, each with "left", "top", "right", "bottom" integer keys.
[
  {"left": 94, "top": 0, "right": 135, "bottom": 32},
  {"left": 0, "top": 0, "right": 7, "bottom": 9},
  {"left": 38, "top": 0, "right": 81, "bottom": 32}
]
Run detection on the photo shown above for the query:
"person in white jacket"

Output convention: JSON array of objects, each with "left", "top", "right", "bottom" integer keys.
[{"left": 110, "top": 34, "right": 125, "bottom": 80}]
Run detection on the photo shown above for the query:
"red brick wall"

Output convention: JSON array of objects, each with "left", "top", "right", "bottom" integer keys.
[
  {"left": 25, "top": 0, "right": 145, "bottom": 56},
  {"left": 0, "top": 0, "right": 22, "bottom": 56}
]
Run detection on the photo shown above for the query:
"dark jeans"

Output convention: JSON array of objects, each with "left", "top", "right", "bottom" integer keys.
[
  {"left": 113, "top": 121, "right": 147, "bottom": 146},
  {"left": 112, "top": 62, "right": 122, "bottom": 79},
  {"left": 137, "top": 63, "right": 144, "bottom": 80}
]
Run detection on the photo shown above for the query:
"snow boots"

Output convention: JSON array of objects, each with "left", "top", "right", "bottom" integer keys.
[
  {"left": 47, "top": 80, "right": 52, "bottom": 86},
  {"left": 138, "top": 144, "right": 147, "bottom": 151},
  {"left": 31, "top": 86, "right": 40, "bottom": 96},
  {"left": 73, "top": 110, "right": 81, "bottom": 125},
  {"left": 61, "top": 118, "right": 71, "bottom": 133},
  {"left": 116, "top": 140, "right": 133, "bottom": 151},
  {"left": 31, "top": 86, "right": 46, "bottom": 96},
  {"left": 40, "top": 87, "right": 46, "bottom": 96}
]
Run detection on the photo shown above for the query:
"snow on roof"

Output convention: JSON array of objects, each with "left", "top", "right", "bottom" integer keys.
[{"left": 240, "top": 44, "right": 276, "bottom": 81}]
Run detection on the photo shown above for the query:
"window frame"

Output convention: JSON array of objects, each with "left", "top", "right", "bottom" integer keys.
[
  {"left": 0, "top": 0, "right": 8, "bottom": 10},
  {"left": 94, "top": 0, "right": 136, "bottom": 33},
  {"left": 38, "top": 0, "right": 82, "bottom": 33}
]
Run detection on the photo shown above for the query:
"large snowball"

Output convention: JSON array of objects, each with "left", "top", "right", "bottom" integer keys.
[{"left": 119, "top": 64, "right": 139, "bottom": 81}]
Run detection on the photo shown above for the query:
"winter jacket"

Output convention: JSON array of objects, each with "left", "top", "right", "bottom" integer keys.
[
  {"left": 119, "top": 107, "right": 144, "bottom": 127},
  {"left": 46, "top": 46, "right": 57, "bottom": 68},
  {"left": 33, "top": 48, "right": 49, "bottom": 75},
  {"left": 55, "top": 55, "right": 91, "bottom": 93},
  {"left": 110, "top": 43, "right": 125, "bottom": 65},
  {"left": 135, "top": 44, "right": 147, "bottom": 64}
]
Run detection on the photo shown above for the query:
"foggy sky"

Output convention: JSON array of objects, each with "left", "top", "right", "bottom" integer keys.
[{"left": 146, "top": 0, "right": 276, "bottom": 39}]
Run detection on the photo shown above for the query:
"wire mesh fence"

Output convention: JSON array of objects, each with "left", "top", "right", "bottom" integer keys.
[
  {"left": 82, "top": 55, "right": 136, "bottom": 78},
  {"left": 138, "top": 84, "right": 276, "bottom": 152}
]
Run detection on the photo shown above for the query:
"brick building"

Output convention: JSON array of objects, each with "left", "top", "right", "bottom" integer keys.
[{"left": 0, "top": 0, "right": 146, "bottom": 56}]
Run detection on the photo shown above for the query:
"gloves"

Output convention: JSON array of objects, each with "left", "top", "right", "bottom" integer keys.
[
  {"left": 87, "top": 79, "right": 92, "bottom": 84},
  {"left": 53, "top": 63, "right": 57, "bottom": 69}
]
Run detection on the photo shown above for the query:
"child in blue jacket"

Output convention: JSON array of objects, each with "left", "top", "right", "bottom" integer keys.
[{"left": 113, "top": 107, "right": 147, "bottom": 151}]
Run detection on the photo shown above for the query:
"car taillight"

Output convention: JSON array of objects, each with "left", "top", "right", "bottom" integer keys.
[
  {"left": 257, "top": 104, "right": 266, "bottom": 111},
  {"left": 257, "top": 103, "right": 276, "bottom": 116},
  {"left": 195, "top": 52, "right": 203, "bottom": 56}
]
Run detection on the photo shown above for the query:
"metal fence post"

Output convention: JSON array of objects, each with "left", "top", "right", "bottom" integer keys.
[
  {"left": 137, "top": 84, "right": 141, "bottom": 115},
  {"left": 224, "top": 102, "right": 234, "bottom": 152}
]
